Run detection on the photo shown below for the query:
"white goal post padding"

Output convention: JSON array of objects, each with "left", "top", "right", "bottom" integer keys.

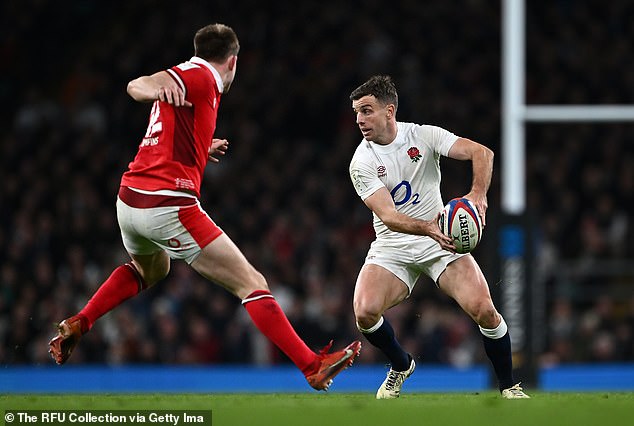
[{"left": 502, "top": 0, "right": 634, "bottom": 215}]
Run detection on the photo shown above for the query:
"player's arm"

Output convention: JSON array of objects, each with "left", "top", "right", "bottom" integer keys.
[
  {"left": 447, "top": 137, "right": 494, "bottom": 226},
  {"left": 127, "top": 71, "right": 192, "bottom": 107},
  {"left": 364, "top": 187, "right": 455, "bottom": 252}
]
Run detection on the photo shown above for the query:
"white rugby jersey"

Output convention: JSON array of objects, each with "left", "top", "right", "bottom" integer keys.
[{"left": 349, "top": 121, "right": 458, "bottom": 241}]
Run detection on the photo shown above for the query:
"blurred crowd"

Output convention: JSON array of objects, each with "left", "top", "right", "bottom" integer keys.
[{"left": 1, "top": 0, "right": 632, "bottom": 368}]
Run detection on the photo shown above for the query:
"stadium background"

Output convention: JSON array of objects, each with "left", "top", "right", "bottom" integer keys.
[{"left": 1, "top": 0, "right": 632, "bottom": 389}]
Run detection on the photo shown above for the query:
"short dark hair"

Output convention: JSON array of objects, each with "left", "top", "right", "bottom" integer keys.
[
  {"left": 349, "top": 75, "right": 398, "bottom": 110},
  {"left": 194, "top": 23, "right": 240, "bottom": 62}
]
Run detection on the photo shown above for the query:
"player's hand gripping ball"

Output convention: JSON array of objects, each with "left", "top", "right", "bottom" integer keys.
[{"left": 439, "top": 198, "right": 483, "bottom": 254}]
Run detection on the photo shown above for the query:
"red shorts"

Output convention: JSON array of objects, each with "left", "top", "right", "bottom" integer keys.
[{"left": 116, "top": 186, "right": 223, "bottom": 264}]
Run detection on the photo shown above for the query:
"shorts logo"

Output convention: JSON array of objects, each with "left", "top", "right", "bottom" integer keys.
[
  {"left": 377, "top": 165, "right": 387, "bottom": 177},
  {"left": 168, "top": 238, "right": 181, "bottom": 248}
]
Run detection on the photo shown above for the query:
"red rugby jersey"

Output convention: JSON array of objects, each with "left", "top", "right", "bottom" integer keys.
[{"left": 120, "top": 57, "right": 221, "bottom": 198}]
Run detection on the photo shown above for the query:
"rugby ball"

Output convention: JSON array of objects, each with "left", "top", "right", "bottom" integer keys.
[{"left": 439, "top": 198, "right": 483, "bottom": 254}]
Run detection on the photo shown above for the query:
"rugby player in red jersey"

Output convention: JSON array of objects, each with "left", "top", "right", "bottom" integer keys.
[{"left": 49, "top": 23, "right": 360, "bottom": 390}]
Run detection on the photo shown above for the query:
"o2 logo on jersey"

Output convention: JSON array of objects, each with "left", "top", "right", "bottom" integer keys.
[{"left": 390, "top": 180, "right": 421, "bottom": 206}]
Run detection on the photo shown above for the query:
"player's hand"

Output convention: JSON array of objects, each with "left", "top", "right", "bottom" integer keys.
[
  {"left": 157, "top": 85, "right": 192, "bottom": 107},
  {"left": 208, "top": 138, "right": 229, "bottom": 163},
  {"left": 464, "top": 192, "right": 488, "bottom": 227},
  {"left": 428, "top": 212, "right": 456, "bottom": 253}
]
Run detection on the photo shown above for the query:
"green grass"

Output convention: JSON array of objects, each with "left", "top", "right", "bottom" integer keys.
[{"left": 2, "top": 392, "right": 633, "bottom": 426}]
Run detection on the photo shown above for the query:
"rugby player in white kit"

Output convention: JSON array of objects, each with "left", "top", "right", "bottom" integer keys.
[{"left": 348, "top": 75, "right": 529, "bottom": 399}]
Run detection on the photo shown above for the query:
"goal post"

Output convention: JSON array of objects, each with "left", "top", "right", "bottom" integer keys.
[{"left": 500, "top": 0, "right": 634, "bottom": 385}]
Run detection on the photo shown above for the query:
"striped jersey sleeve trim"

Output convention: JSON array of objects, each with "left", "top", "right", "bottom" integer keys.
[{"left": 166, "top": 68, "right": 186, "bottom": 97}]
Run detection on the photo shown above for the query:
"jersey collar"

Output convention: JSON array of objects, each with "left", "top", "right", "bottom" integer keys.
[
  {"left": 190, "top": 56, "right": 224, "bottom": 93},
  {"left": 366, "top": 122, "right": 404, "bottom": 154}
]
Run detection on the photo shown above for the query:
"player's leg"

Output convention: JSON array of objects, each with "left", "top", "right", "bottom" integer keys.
[
  {"left": 76, "top": 196, "right": 172, "bottom": 331},
  {"left": 79, "top": 250, "right": 169, "bottom": 329},
  {"left": 191, "top": 232, "right": 360, "bottom": 390},
  {"left": 353, "top": 264, "right": 415, "bottom": 398},
  {"left": 49, "top": 198, "right": 171, "bottom": 365},
  {"left": 354, "top": 264, "right": 410, "bottom": 369},
  {"left": 437, "top": 255, "right": 528, "bottom": 398},
  {"left": 190, "top": 233, "right": 267, "bottom": 299},
  {"left": 48, "top": 250, "right": 169, "bottom": 365}
]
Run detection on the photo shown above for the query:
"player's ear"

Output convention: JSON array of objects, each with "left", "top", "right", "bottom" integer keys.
[
  {"left": 228, "top": 55, "right": 237, "bottom": 71},
  {"left": 386, "top": 104, "right": 395, "bottom": 118}
]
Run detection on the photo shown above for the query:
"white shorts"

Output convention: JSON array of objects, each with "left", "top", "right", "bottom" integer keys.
[
  {"left": 364, "top": 237, "right": 466, "bottom": 293},
  {"left": 116, "top": 195, "right": 222, "bottom": 265}
]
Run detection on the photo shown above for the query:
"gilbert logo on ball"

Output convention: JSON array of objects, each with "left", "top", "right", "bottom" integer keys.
[{"left": 439, "top": 198, "right": 483, "bottom": 254}]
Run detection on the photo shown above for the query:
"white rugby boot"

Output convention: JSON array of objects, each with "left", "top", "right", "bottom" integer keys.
[
  {"left": 376, "top": 357, "right": 416, "bottom": 399},
  {"left": 501, "top": 383, "right": 531, "bottom": 399}
]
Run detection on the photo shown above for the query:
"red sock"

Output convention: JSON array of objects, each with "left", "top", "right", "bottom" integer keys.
[
  {"left": 242, "top": 290, "right": 317, "bottom": 374},
  {"left": 78, "top": 263, "right": 146, "bottom": 331}
]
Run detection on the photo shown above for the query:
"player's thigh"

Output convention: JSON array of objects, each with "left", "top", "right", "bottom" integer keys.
[
  {"left": 129, "top": 251, "right": 170, "bottom": 286},
  {"left": 354, "top": 264, "right": 409, "bottom": 320},
  {"left": 190, "top": 233, "right": 267, "bottom": 299},
  {"left": 437, "top": 255, "right": 497, "bottom": 323},
  {"left": 117, "top": 199, "right": 170, "bottom": 285}
]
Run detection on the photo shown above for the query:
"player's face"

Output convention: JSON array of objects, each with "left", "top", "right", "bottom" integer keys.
[{"left": 352, "top": 95, "right": 394, "bottom": 144}]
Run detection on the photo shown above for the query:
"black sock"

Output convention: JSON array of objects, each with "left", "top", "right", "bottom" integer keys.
[
  {"left": 361, "top": 317, "right": 410, "bottom": 371},
  {"left": 482, "top": 331, "right": 514, "bottom": 391}
]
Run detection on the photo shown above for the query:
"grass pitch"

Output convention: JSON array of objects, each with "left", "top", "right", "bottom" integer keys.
[{"left": 2, "top": 392, "right": 633, "bottom": 426}]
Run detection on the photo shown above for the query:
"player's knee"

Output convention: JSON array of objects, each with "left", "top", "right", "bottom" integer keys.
[
  {"left": 145, "top": 265, "right": 170, "bottom": 288},
  {"left": 131, "top": 253, "right": 171, "bottom": 288},
  {"left": 473, "top": 305, "right": 499, "bottom": 329},
  {"left": 242, "top": 269, "right": 269, "bottom": 293},
  {"left": 353, "top": 301, "right": 383, "bottom": 330},
  {"left": 155, "top": 263, "right": 171, "bottom": 285}
]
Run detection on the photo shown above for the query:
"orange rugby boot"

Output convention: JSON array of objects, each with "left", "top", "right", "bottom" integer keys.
[
  {"left": 306, "top": 340, "right": 362, "bottom": 391},
  {"left": 48, "top": 315, "right": 85, "bottom": 365}
]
